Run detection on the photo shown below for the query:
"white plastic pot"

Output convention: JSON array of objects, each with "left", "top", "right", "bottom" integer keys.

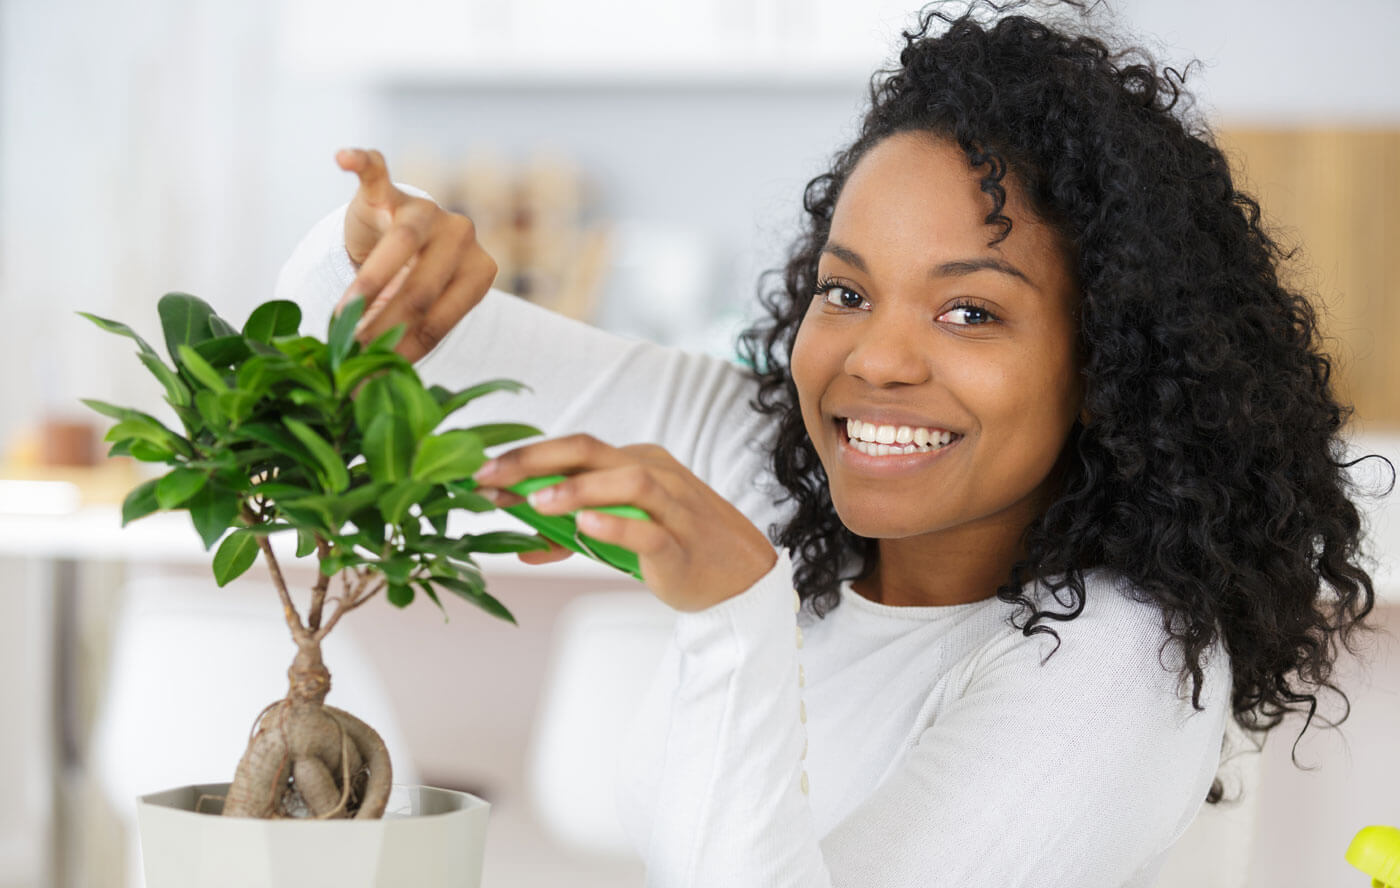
[{"left": 137, "top": 783, "right": 490, "bottom": 888}]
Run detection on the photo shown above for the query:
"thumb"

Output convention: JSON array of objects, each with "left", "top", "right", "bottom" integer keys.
[{"left": 337, "top": 147, "right": 400, "bottom": 210}]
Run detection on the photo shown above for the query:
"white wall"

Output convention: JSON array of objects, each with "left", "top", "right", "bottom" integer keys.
[{"left": 2, "top": 0, "right": 1398, "bottom": 451}]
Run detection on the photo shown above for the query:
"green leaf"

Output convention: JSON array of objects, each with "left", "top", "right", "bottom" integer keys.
[
  {"left": 381, "top": 554, "right": 415, "bottom": 584},
  {"left": 438, "top": 378, "right": 531, "bottom": 418},
  {"left": 283, "top": 418, "right": 349, "bottom": 493},
  {"left": 78, "top": 311, "right": 160, "bottom": 359},
  {"left": 207, "top": 313, "right": 238, "bottom": 338},
  {"left": 158, "top": 293, "right": 218, "bottom": 362},
  {"left": 328, "top": 295, "right": 365, "bottom": 372},
  {"left": 281, "top": 483, "right": 385, "bottom": 529},
  {"left": 104, "top": 415, "right": 186, "bottom": 451},
  {"left": 411, "top": 429, "right": 485, "bottom": 484},
  {"left": 177, "top": 344, "right": 229, "bottom": 393},
  {"left": 235, "top": 422, "right": 311, "bottom": 462},
  {"left": 186, "top": 483, "right": 242, "bottom": 550},
  {"left": 194, "top": 334, "right": 251, "bottom": 367},
  {"left": 243, "top": 300, "right": 302, "bottom": 342},
  {"left": 287, "top": 388, "right": 328, "bottom": 408},
  {"left": 194, "top": 389, "right": 226, "bottom": 428},
  {"left": 212, "top": 529, "right": 260, "bottom": 586},
  {"left": 365, "top": 324, "right": 406, "bottom": 354},
  {"left": 387, "top": 372, "right": 444, "bottom": 439},
  {"left": 416, "top": 580, "right": 447, "bottom": 618},
  {"left": 320, "top": 549, "right": 368, "bottom": 575},
  {"left": 461, "top": 423, "right": 542, "bottom": 448},
  {"left": 432, "top": 573, "right": 515, "bottom": 625},
  {"left": 363, "top": 413, "right": 414, "bottom": 484},
  {"left": 334, "top": 351, "right": 411, "bottom": 395},
  {"left": 217, "top": 389, "right": 258, "bottom": 427},
  {"left": 250, "top": 480, "right": 317, "bottom": 501},
  {"left": 386, "top": 583, "right": 414, "bottom": 608},
  {"left": 353, "top": 374, "right": 396, "bottom": 438},
  {"left": 378, "top": 479, "right": 431, "bottom": 525},
  {"left": 443, "top": 480, "right": 499, "bottom": 512},
  {"left": 464, "top": 531, "right": 552, "bottom": 554},
  {"left": 155, "top": 467, "right": 208, "bottom": 509},
  {"left": 235, "top": 355, "right": 275, "bottom": 396},
  {"left": 80, "top": 398, "right": 150, "bottom": 423},
  {"left": 296, "top": 529, "right": 319, "bottom": 558},
  {"left": 127, "top": 440, "right": 176, "bottom": 462},
  {"left": 121, "top": 479, "right": 162, "bottom": 525},
  {"left": 138, "top": 353, "right": 193, "bottom": 407}
]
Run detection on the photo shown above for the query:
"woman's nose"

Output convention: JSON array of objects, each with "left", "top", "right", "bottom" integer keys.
[{"left": 842, "top": 309, "right": 931, "bottom": 387}]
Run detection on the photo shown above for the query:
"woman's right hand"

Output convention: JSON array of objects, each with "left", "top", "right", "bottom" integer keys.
[{"left": 336, "top": 148, "right": 499, "bottom": 363}]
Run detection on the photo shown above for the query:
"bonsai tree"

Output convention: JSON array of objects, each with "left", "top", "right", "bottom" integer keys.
[{"left": 80, "top": 292, "right": 553, "bottom": 820}]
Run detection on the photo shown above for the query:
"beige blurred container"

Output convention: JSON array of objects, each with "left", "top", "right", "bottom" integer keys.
[{"left": 137, "top": 783, "right": 490, "bottom": 888}]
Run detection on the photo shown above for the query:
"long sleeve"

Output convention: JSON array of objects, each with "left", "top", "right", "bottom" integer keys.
[
  {"left": 620, "top": 565, "right": 1230, "bottom": 888},
  {"left": 272, "top": 201, "right": 785, "bottom": 529}
]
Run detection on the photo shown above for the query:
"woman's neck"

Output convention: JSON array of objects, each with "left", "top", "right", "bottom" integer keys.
[{"left": 852, "top": 513, "right": 1032, "bottom": 607}]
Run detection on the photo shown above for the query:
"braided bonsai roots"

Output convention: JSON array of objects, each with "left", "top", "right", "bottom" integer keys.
[{"left": 222, "top": 641, "right": 392, "bottom": 819}]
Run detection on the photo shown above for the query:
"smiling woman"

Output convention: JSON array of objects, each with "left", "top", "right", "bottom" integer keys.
[
  {"left": 792, "top": 133, "right": 1083, "bottom": 607},
  {"left": 276, "top": 2, "right": 1381, "bottom": 885}
]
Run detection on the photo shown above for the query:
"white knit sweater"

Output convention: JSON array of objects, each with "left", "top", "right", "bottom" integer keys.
[{"left": 277, "top": 204, "right": 1230, "bottom": 888}]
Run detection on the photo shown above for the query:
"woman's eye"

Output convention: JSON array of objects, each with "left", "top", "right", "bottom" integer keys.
[
  {"left": 820, "top": 286, "right": 868, "bottom": 310},
  {"left": 937, "top": 304, "right": 996, "bottom": 326}
]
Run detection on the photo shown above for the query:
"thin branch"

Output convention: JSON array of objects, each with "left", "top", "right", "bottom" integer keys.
[
  {"left": 308, "top": 536, "right": 332, "bottom": 631},
  {"left": 313, "top": 570, "right": 385, "bottom": 642},
  {"left": 244, "top": 505, "right": 307, "bottom": 642}
]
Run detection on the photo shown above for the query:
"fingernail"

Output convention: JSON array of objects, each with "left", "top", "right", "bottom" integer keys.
[
  {"left": 527, "top": 486, "right": 556, "bottom": 507},
  {"left": 473, "top": 459, "right": 499, "bottom": 482}
]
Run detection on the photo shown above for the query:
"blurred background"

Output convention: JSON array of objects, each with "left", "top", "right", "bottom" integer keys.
[{"left": 1, "top": 0, "right": 1398, "bottom": 886}]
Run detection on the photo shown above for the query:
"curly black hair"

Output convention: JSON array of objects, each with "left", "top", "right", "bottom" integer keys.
[{"left": 737, "top": 0, "right": 1384, "bottom": 802}]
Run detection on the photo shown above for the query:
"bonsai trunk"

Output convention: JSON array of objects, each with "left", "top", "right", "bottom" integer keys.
[
  {"left": 221, "top": 639, "right": 392, "bottom": 819},
  {"left": 220, "top": 529, "right": 393, "bottom": 819}
]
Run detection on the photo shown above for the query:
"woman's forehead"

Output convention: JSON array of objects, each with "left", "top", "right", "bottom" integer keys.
[{"left": 828, "top": 133, "right": 1072, "bottom": 288}]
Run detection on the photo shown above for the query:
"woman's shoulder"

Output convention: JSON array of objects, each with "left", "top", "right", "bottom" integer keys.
[{"left": 975, "top": 568, "right": 1231, "bottom": 712}]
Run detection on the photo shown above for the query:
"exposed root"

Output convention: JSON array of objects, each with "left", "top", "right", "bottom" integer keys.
[{"left": 221, "top": 657, "right": 392, "bottom": 818}]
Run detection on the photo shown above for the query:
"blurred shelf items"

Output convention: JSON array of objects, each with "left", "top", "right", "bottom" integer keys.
[{"left": 400, "top": 151, "right": 612, "bottom": 323}]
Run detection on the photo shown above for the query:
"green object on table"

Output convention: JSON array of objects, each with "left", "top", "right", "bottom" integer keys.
[
  {"left": 1347, "top": 825, "right": 1400, "bottom": 887},
  {"left": 502, "top": 475, "right": 648, "bottom": 581}
]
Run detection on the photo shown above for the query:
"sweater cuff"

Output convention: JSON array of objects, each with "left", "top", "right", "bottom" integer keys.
[{"left": 672, "top": 549, "right": 797, "bottom": 654}]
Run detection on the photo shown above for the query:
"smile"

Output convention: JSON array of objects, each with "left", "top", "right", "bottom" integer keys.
[{"left": 841, "top": 417, "right": 960, "bottom": 456}]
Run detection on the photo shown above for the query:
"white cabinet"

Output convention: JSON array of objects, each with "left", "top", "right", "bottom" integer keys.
[{"left": 276, "top": 0, "right": 921, "bottom": 84}]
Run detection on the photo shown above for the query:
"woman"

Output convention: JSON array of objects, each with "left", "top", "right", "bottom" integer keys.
[{"left": 278, "top": 5, "right": 1377, "bottom": 885}]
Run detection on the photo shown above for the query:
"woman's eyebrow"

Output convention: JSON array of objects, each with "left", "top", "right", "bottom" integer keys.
[{"left": 821, "top": 242, "right": 1036, "bottom": 289}]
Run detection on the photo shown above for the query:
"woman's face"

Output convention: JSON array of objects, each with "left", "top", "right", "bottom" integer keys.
[{"left": 790, "top": 132, "right": 1082, "bottom": 545}]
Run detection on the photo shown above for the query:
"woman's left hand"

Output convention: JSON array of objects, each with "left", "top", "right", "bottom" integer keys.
[{"left": 472, "top": 434, "right": 778, "bottom": 612}]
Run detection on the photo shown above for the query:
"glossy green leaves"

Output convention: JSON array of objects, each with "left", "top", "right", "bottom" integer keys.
[{"left": 80, "top": 292, "right": 544, "bottom": 626}]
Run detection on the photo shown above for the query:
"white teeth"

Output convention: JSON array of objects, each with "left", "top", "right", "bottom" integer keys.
[
  {"left": 843, "top": 418, "right": 955, "bottom": 456},
  {"left": 846, "top": 434, "right": 956, "bottom": 457}
]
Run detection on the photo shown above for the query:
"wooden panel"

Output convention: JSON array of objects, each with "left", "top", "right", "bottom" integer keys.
[{"left": 1216, "top": 129, "right": 1400, "bottom": 430}]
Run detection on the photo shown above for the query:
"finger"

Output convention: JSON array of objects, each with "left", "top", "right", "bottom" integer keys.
[
  {"left": 473, "top": 434, "right": 637, "bottom": 489},
  {"left": 355, "top": 215, "right": 475, "bottom": 347},
  {"left": 575, "top": 507, "right": 679, "bottom": 560},
  {"left": 387, "top": 242, "right": 497, "bottom": 361},
  {"left": 475, "top": 487, "right": 526, "bottom": 508},
  {"left": 339, "top": 207, "right": 434, "bottom": 313},
  {"left": 336, "top": 148, "right": 398, "bottom": 206},
  {"left": 521, "top": 463, "right": 687, "bottom": 529}
]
